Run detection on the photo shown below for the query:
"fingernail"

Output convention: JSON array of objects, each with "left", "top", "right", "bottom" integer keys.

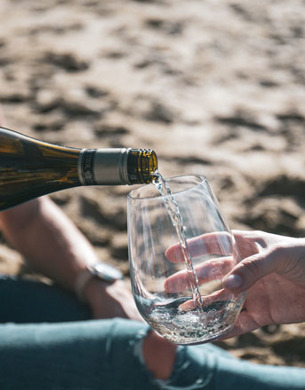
[{"left": 223, "top": 274, "right": 243, "bottom": 289}]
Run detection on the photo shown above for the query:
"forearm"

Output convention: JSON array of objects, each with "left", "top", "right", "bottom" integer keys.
[
  {"left": 0, "top": 197, "right": 142, "bottom": 321},
  {"left": 0, "top": 197, "right": 99, "bottom": 292}
]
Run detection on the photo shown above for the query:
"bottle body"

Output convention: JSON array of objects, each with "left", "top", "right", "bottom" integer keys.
[{"left": 0, "top": 127, "right": 157, "bottom": 211}]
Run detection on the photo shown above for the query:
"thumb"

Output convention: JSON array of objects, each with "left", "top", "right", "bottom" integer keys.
[{"left": 222, "top": 246, "right": 282, "bottom": 292}]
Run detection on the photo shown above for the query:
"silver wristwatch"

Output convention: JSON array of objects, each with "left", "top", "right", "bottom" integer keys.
[{"left": 75, "top": 263, "right": 124, "bottom": 301}]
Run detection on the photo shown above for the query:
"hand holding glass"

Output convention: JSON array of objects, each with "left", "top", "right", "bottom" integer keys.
[{"left": 127, "top": 175, "right": 245, "bottom": 344}]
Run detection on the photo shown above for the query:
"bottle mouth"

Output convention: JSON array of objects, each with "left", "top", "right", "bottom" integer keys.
[{"left": 127, "top": 149, "right": 158, "bottom": 184}]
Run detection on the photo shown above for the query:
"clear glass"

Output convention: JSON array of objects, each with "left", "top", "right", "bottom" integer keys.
[{"left": 127, "top": 175, "right": 245, "bottom": 345}]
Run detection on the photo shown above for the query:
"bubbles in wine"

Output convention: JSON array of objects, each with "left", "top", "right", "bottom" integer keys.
[{"left": 145, "top": 297, "right": 239, "bottom": 344}]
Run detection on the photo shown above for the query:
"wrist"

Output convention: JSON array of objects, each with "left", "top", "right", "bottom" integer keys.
[
  {"left": 74, "top": 262, "right": 123, "bottom": 302},
  {"left": 82, "top": 276, "right": 109, "bottom": 305},
  {"left": 81, "top": 277, "right": 137, "bottom": 320}
]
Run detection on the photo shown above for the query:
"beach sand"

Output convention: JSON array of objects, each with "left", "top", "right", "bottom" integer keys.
[{"left": 0, "top": 0, "right": 305, "bottom": 367}]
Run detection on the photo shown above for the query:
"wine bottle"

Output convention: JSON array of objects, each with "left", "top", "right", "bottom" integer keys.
[{"left": 0, "top": 127, "right": 158, "bottom": 211}]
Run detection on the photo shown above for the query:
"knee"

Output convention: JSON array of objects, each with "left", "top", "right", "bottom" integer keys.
[{"left": 142, "top": 331, "right": 177, "bottom": 380}]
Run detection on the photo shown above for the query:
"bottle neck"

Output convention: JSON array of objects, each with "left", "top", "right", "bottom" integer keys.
[{"left": 78, "top": 148, "right": 130, "bottom": 185}]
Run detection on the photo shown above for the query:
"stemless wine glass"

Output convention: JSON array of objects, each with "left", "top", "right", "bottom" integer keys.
[{"left": 127, "top": 175, "right": 245, "bottom": 345}]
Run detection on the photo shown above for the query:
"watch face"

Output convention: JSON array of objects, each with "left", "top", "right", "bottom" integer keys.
[{"left": 93, "top": 263, "right": 123, "bottom": 282}]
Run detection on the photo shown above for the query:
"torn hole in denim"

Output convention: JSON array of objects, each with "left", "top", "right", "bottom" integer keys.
[{"left": 132, "top": 330, "right": 211, "bottom": 389}]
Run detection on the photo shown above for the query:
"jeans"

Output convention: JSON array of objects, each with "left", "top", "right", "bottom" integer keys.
[{"left": 0, "top": 275, "right": 304, "bottom": 389}]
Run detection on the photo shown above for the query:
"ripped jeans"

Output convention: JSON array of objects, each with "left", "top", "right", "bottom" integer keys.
[{"left": 0, "top": 276, "right": 304, "bottom": 390}]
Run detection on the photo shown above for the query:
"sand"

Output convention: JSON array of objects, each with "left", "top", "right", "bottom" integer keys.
[{"left": 0, "top": 0, "right": 305, "bottom": 367}]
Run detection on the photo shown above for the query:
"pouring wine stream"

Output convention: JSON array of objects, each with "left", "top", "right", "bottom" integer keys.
[{"left": 152, "top": 171, "right": 204, "bottom": 313}]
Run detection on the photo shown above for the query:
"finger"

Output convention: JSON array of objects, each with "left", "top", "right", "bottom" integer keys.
[
  {"left": 165, "top": 232, "right": 233, "bottom": 263},
  {"left": 222, "top": 246, "right": 283, "bottom": 293},
  {"left": 178, "top": 288, "right": 231, "bottom": 311},
  {"left": 218, "top": 310, "right": 261, "bottom": 340},
  {"left": 232, "top": 230, "right": 260, "bottom": 260},
  {"left": 165, "top": 256, "right": 234, "bottom": 293}
]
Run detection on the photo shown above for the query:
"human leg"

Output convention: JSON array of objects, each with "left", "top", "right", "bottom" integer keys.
[
  {"left": 0, "top": 275, "right": 91, "bottom": 323},
  {"left": 177, "top": 343, "right": 305, "bottom": 390},
  {"left": 0, "top": 319, "right": 160, "bottom": 390},
  {"left": 0, "top": 315, "right": 304, "bottom": 390}
]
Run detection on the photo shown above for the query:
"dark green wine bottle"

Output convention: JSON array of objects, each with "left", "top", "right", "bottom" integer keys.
[{"left": 0, "top": 127, "right": 158, "bottom": 211}]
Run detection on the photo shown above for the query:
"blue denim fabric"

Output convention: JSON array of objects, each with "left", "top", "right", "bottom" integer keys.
[
  {"left": 0, "top": 275, "right": 304, "bottom": 389},
  {"left": 0, "top": 275, "right": 91, "bottom": 323}
]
